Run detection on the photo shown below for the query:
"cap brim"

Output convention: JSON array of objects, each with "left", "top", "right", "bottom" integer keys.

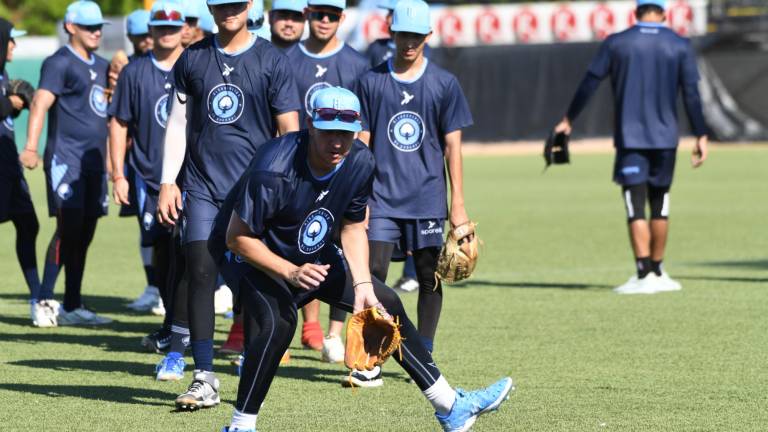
[
  {"left": 10, "top": 29, "right": 26, "bottom": 38},
  {"left": 390, "top": 24, "right": 430, "bottom": 35},
  {"left": 149, "top": 21, "right": 185, "bottom": 27},
  {"left": 313, "top": 119, "right": 362, "bottom": 133}
]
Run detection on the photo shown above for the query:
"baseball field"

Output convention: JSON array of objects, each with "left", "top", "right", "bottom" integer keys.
[{"left": 0, "top": 145, "right": 765, "bottom": 431}]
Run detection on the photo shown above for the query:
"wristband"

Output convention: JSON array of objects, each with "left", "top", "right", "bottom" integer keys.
[
  {"left": 353, "top": 281, "right": 373, "bottom": 288},
  {"left": 112, "top": 175, "right": 125, "bottom": 183}
]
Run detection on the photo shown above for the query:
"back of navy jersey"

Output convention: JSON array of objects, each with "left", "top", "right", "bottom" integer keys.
[
  {"left": 108, "top": 53, "right": 173, "bottom": 191},
  {"left": 572, "top": 24, "right": 705, "bottom": 149},
  {"left": 173, "top": 36, "right": 300, "bottom": 201},
  {"left": 0, "top": 72, "right": 19, "bottom": 178},
  {"left": 210, "top": 130, "right": 374, "bottom": 266},
  {"left": 358, "top": 59, "right": 472, "bottom": 219},
  {"left": 39, "top": 46, "right": 109, "bottom": 172},
  {"left": 287, "top": 43, "right": 369, "bottom": 126}
]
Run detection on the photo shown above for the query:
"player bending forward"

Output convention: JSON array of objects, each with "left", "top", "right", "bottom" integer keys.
[{"left": 206, "top": 87, "right": 513, "bottom": 432}]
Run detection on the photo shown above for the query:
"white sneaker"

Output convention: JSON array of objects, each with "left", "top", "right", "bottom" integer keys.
[
  {"left": 342, "top": 366, "right": 384, "bottom": 388},
  {"left": 321, "top": 334, "right": 345, "bottom": 363},
  {"left": 175, "top": 370, "right": 220, "bottom": 410},
  {"left": 31, "top": 300, "right": 59, "bottom": 327},
  {"left": 151, "top": 297, "right": 166, "bottom": 316},
  {"left": 655, "top": 272, "right": 682, "bottom": 292},
  {"left": 214, "top": 285, "right": 233, "bottom": 315},
  {"left": 613, "top": 274, "right": 659, "bottom": 295},
  {"left": 393, "top": 277, "right": 419, "bottom": 293},
  {"left": 127, "top": 285, "right": 160, "bottom": 311},
  {"left": 58, "top": 307, "right": 113, "bottom": 326}
]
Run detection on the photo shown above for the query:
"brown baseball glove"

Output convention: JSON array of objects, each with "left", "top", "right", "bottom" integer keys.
[
  {"left": 344, "top": 307, "right": 402, "bottom": 372},
  {"left": 435, "top": 221, "right": 480, "bottom": 284},
  {"left": 8, "top": 79, "right": 34, "bottom": 118}
]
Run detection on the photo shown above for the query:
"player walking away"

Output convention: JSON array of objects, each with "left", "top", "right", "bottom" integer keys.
[
  {"left": 355, "top": 0, "right": 473, "bottom": 387},
  {"left": 108, "top": 1, "right": 187, "bottom": 380},
  {"left": 269, "top": 0, "right": 306, "bottom": 53},
  {"left": 182, "top": 0, "right": 207, "bottom": 47},
  {"left": 0, "top": 21, "right": 47, "bottom": 326},
  {"left": 208, "top": 87, "right": 513, "bottom": 432},
  {"left": 286, "top": 0, "right": 369, "bottom": 362},
  {"left": 554, "top": 0, "right": 708, "bottom": 295},
  {"left": 20, "top": 0, "right": 112, "bottom": 326},
  {"left": 157, "top": 0, "right": 299, "bottom": 410}
]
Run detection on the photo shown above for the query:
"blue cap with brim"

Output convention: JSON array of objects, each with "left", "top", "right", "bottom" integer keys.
[
  {"left": 207, "top": 0, "right": 249, "bottom": 5},
  {"left": 308, "top": 0, "right": 345, "bottom": 10},
  {"left": 183, "top": 0, "right": 204, "bottom": 18},
  {"left": 272, "top": 0, "right": 307, "bottom": 13},
  {"left": 377, "top": 0, "right": 397, "bottom": 10},
  {"left": 126, "top": 9, "right": 150, "bottom": 34},
  {"left": 391, "top": 0, "right": 430, "bottom": 35},
  {"left": 66, "top": 1, "right": 111, "bottom": 26},
  {"left": 10, "top": 28, "right": 26, "bottom": 38},
  {"left": 637, "top": 0, "right": 666, "bottom": 8},
  {"left": 247, "top": 1, "right": 265, "bottom": 30},
  {"left": 199, "top": 9, "right": 216, "bottom": 33},
  {"left": 311, "top": 87, "right": 362, "bottom": 133},
  {"left": 149, "top": 1, "right": 186, "bottom": 27}
]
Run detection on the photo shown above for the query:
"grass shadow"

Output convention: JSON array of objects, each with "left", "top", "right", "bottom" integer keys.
[
  {"left": 692, "top": 259, "right": 768, "bottom": 270},
  {"left": 0, "top": 332, "right": 146, "bottom": 354},
  {"left": 276, "top": 364, "right": 403, "bottom": 385},
  {"left": 450, "top": 280, "right": 613, "bottom": 290},
  {"left": 0, "top": 383, "right": 175, "bottom": 406},
  {"left": 9, "top": 359, "right": 153, "bottom": 377},
  {"left": 677, "top": 275, "right": 768, "bottom": 284}
]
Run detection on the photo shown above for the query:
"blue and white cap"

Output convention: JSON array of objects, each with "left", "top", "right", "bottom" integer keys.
[
  {"left": 199, "top": 9, "right": 216, "bottom": 33},
  {"left": 207, "top": 0, "right": 249, "bottom": 5},
  {"left": 637, "top": 0, "right": 666, "bottom": 8},
  {"left": 307, "top": 0, "right": 345, "bottom": 10},
  {"left": 149, "top": 1, "right": 186, "bottom": 27},
  {"left": 391, "top": 0, "right": 430, "bottom": 35},
  {"left": 311, "top": 87, "right": 362, "bottom": 133},
  {"left": 126, "top": 9, "right": 150, "bottom": 35},
  {"left": 10, "top": 27, "right": 26, "bottom": 38},
  {"left": 65, "top": 1, "right": 111, "bottom": 26},
  {"left": 183, "top": 0, "right": 205, "bottom": 18},
  {"left": 272, "top": 0, "right": 307, "bottom": 13},
  {"left": 247, "top": 1, "right": 265, "bottom": 30},
  {"left": 377, "top": 0, "right": 398, "bottom": 11}
]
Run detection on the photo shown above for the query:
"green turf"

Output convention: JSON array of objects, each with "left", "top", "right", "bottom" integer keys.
[{"left": 0, "top": 147, "right": 766, "bottom": 431}]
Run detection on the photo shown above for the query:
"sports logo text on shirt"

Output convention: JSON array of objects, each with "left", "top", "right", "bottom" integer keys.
[
  {"left": 388, "top": 111, "right": 425, "bottom": 152},
  {"left": 155, "top": 94, "right": 169, "bottom": 128},
  {"left": 90, "top": 85, "right": 108, "bottom": 118},
  {"left": 298, "top": 208, "right": 334, "bottom": 254},
  {"left": 304, "top": 82, "right": 333, "bottom": 115},
  {"left": 207, "top": 83, "right": 245, "bottom": 124}
]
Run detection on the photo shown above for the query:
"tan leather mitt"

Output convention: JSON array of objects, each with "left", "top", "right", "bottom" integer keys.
[
  {"left": 344, "top": 307, "right": 402, "bottom": 371},
  {"left": 435, "top": 222, "right": 479, "bottom": 284}
]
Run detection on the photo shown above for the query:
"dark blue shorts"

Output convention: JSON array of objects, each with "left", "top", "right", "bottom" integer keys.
[
  {"left": 182, "top": 189, "right": 221, "bottom": 245},
  {"left": 367, "top": 217, "right": 445, "bottom": 252},
  {"left": 0, "top": 174, "right": 35, "bottom": 222},
  {"left": 613, "top": 149, "right": 677, "bottom": 187},
  {"left": 118, "top": 164, "right": 138, "bottom": 217},
  {"left": 134, "top": 175, "right": 171, "bottom": 247},
  {"left": 45, "top": 167, "right": 108, "bottom": 217}
]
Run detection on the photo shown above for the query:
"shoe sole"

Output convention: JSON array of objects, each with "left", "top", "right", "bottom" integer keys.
[
  {"left": 157, "top": 374, "right": 183, "bottom": 381},
  {"left": 341, "top": 377, "right": 383, "bottom": 388},
  {"left": 455, "top": 378, "right": 515, "bottom": 432},
  {"left": 175, "top": 395, "right": 220, "bottom": 411}
]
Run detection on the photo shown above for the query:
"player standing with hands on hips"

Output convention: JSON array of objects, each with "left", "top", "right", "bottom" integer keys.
[
  {"left": 553, "top": 0, "right": 708, "bottom": 295},
  {"left": 210, "top": 86, "right": 513, "bottom": 432}
]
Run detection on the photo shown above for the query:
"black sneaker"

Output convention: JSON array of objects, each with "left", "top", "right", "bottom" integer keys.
[
  {"left": 141, "top": 327, "right": 171, "bottom": 353},
  {"left": 341, "top": 366, "right": 384, "bottom": 388}
]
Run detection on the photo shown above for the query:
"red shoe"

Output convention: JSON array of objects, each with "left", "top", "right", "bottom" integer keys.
[
  {"left": 220, "top": 321, "right": 244, "bottom": 354},
  {"left": 301, "top": 321, "right": 324, "bottom": 351}
]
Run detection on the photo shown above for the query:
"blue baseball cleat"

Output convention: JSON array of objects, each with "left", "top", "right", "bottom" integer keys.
[
  {"left": 436, "top": 377, "right": 515, "bottom": 432},
  {"left": 221, "top": 427, "right": 256, "bottom": 432},
  {"left": 156, "top": 352, "right": 186, "bottom": 381}
]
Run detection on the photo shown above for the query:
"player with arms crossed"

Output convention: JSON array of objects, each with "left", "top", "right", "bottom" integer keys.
[
  {"left": 209, "top": 86, "right": 513, "bottom": 432},
  {"left": 157, "top": 0, "right": 300, "bottom": 410},
  {"left": 355, "top": 0, "right": 473, "bottom": 387},
  {"left": 20, "top": 1, "right": 112, "bottom": 326},
  {"left": 554, "top": 0, "right": 708, "bottom": 294}
]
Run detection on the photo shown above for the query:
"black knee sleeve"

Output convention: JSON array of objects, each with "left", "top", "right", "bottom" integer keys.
[
  {"left": 413, "top": 247, "right": 443, "bottom": 341},
  {"left": 648, "top": 186, "right": 670, "bottom": 220},
  {"left": 622, "top": 184, "right": 647, "bottom": 222},
  {"left": 329, "top": 306, "right": 346, "bottom": 323},
  {"left": 185, "top": 241, "right": 218, "bottom": 341},
  {"left": 369, "top": 241, "right": 395, "bottom": 283},
  {"left": 12, "top": 213, "right": 39, "bottom": 270}
]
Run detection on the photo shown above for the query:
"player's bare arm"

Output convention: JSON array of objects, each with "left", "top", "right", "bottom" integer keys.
[
  {"left": 225, "top": 211, "right": 330, "bottom": 289},
  {"left": 275, "top": 110, "right": 300, "bottom": 136},
  {"left": 444, "top": 129, "right": 469, "bottom": 227},
  {"left": 157, "top": 90, "right": 187, "bottom": 226},
  {"left": 357, "top": 130, "right": 370, "bottom": 145},
  {"left": 692, "top": 135, "right": 708, "bottom": 168},
  {"left": 340, "top": 217, "right": 385, "bottom": 314},
  {"left": 20, "top": 89, "right": 56, "bottom": 169},
  {"left": 108, "top": 117, "right": 130, "bottom": 205},
  {"left": 554, "top": 116, "right": 573, "bottom": 135}
]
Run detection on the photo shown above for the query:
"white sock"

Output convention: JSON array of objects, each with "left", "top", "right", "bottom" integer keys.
[
  {"left": 422, "top": 375, "right": 456, "bottom": 416},
  {"left": 230, "top": 409, "right": 257, "bottom": 430}
]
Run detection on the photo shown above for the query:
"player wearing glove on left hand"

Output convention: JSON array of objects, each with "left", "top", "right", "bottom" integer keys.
[{"left": 212, "top": 87, "right": 513, "bottom": 432}]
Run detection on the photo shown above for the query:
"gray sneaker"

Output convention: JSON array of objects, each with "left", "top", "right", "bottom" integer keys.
[
  {"left": 175, "top": 370, "right": 220, "bottom": 410},
  {"left": 58, "top": 306, "right": 112, "bottom": 326}
]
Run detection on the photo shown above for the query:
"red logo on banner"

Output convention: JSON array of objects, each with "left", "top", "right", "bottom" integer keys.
[
  {"left": 363, "top": 14, "right": 389, "bottom": 42},
  {"left": 513, "top": 8, "right": 538, "bottom": 43},
  {"left": 668, "top": 0, "right": 693, "bottom": 36},
  {"left": 589, "top": 4, "right": 615, "bottom": 40},
  {"left": 438, "top": 10, "right": 463, "bottom": 46},
  {"left": 550, "top": 5, "right": 577, "bottom": 41},
  {"left": 475, "top": 8, "right": 501, "bottom": 44}
]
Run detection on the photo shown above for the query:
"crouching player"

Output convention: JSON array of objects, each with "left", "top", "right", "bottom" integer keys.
[{"left": 207, "top": 87, "right": 513, "bottom": 432}]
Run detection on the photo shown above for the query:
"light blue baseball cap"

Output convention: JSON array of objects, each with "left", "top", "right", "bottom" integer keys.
[
  {"left": 272, "top": 0, "right": 307, "bottom": 13},
  {"left": 126, "top": 9, "right": 150, "bottom": 35},
  {"left": 199, "top": 9, "right": 216, "bottom": 33},
  {"left": 637, "top": 0, "right": 666, "bottom": 8},
  {"left": 207, "top": 0, "right": 249, "bottom": 5},
  {"left": 149, "top": 1, "right": 186, "bottom": 27},
  {"left": 311, "top": 87, "right": 362, "bottom": 133},
  {"left": 377, "top": 0, "right": 397, "bottom": 10},
  {"left": 307, "top": 0, "right": 345, "bottom": 10},
  {"left": 391, "top": 0, "right": 430, "bottom": 35},
  {"left": 65, "top": 1, "right": 111, "bottom": 26},
  {"left": 247, "top": 1, "right": 265, "bottom": 30},
  {"left": 182, "top": 0, "right": 204, "bottom": 18},
  {"left": 10, "top": 28, "right": 26, "bottom": 38}
]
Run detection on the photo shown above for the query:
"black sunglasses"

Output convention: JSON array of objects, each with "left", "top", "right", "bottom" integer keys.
[
  {"left": 314, "top": 108, "right": 360, "bottom": 123},
  {"left": 308, "top": 8, "right": 341, "bottom": 23},
  {"left": 78, "top": 24, "right": 103, "bottom": 33}
]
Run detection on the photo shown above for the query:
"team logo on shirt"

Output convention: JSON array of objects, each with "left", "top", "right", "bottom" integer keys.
[
  {"left": 388, "top": 111, "right": 425, "bottom": 152},
  {"left": 3, "top": 116, "right": 13, "bottom": 131},
  {"left": 304, "top": 82, "right": 332, "bottom": 115},
  {"left": 298, "top": 208, "right": 334, "bottom": 254},
  {"left": 155, "top": 94, "right": 169, "bottom": 128},
  {"left": 208, "top": 83, "right": 245, "bottom": 124},
  {"left": 90, "top": 85, "right": 108, "bottom": 118}
]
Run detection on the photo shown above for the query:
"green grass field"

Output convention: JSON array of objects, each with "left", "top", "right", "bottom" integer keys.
[{"left": 1, "top": 147, "right": 766, "bottom": 431}]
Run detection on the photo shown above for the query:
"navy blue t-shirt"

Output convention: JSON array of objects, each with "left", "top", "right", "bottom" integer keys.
[
  {"left": 39, "top": 45, "right": 109, "bottom": 172},
  {"left": 364, "top": 38, "right": 431, "bottom": 68},
  {"left": 567, "top": 23, "right": 707, "bottom": 149},
  {"left": 173, "top": 35, "right": 300, "bottom": 201},
  {"left": 358, "top": 59, "right": 473, "bottom": 219},
  {"left": 0, "top": 72, "right": 20, "bottom": 178},
  {"left": 108, "top": 53, "right": 174, "bottom": 191},
  {"left": 210, "top": 130, "right": 374, "bottom": 266},
  {"left": 286, "top": 42, "right": 369, "bottom": 125}
]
